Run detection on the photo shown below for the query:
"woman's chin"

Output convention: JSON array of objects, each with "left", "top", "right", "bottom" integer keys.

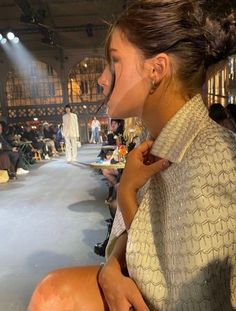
[
  {"left": 107, "top": 107, "right": 124, "bottom": 119},
  {"left": 107, "top": 105, "right": 138, "bottom": 119}
]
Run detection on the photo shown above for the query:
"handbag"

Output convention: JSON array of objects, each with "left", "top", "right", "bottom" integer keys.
[{"left": 0, "top": 170, "right": 9, "bottom": 183}]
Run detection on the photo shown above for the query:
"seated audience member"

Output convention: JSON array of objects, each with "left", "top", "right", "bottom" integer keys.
[
  {"left": 107, "top": 119, "right": 124, "bottom": 145},
  {"left": 4, "top": 124, "right": 35, "bottom": 165},
  {"left": 0, "top": 151, "right": 16, "bottom": 179},
  {"left": 209, "top": 103, "right": 236, "bottom": 132},
  {"left": 52, "top": 124, "right": 64, "bottom": 151},
  {"left": 101, "top": 119, "right": 125, "bottom": 202},
  {"left": 0, "top": 122, "right": 29, "bottom": 175},
  {"left": 98, "top": 119, "right": 124, "bottom": 160},
  {"left": 43, "top": 123, "right": 59, "bottom": 157},
  {"left": 22, "top": 125, "right": 50, "bottom": 160}
]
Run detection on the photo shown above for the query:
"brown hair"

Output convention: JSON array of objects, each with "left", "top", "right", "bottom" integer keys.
[{"left": 106, "top": 0, "right": 236, "bottom": 93}]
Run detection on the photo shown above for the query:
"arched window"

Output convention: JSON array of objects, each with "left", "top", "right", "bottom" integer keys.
[
  {"left": 207, "top": 55, "right": 236, "bottom": 106},
  {"left": 6, "top": 61, "right": 63, "bottom": 107},
  {"left": 68, "top": 57, "right": 106, "bottom": 103}
]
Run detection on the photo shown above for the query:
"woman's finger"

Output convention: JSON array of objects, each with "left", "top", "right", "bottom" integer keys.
[
  {"left": 147, "top": 159, "right": 170, "bottom": 175},
  {"left": 135, "top": 140, "right": 154, "bottom": 153}
]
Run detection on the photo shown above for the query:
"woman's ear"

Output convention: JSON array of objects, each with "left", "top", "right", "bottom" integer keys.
[
  {"left": 147, "top": 53, "right": 170, "bottom": 94},
  {"left": 150, "top": 53, "right": 170, "bottom": 82}
]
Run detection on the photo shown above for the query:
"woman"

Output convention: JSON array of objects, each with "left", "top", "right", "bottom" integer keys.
[{"left": 28, "top": 1, "right": 236, "bottom": 310}]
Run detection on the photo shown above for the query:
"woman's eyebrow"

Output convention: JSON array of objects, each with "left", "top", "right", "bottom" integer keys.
[{"left": 109, "top": 48, "right": 118, "bottom": 53}]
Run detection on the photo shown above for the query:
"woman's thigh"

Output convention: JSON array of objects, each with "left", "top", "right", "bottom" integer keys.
[{"left": 27, "top": 265, "right": 108, "bottom": 311}]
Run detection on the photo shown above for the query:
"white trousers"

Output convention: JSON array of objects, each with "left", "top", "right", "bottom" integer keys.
[{"left": 65, "top": 137, "right": 77, "bottom": 161}]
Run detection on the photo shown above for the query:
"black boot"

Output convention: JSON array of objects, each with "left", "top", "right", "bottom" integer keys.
[
  {"left": 105, "top": 186, "right": 114, "bottom": 204},
  {"left": 94, "top": 220, "right": 113, "bottom": 257},
  {"left": 8, "top": 171, "right": 17, "bottom": 180}
]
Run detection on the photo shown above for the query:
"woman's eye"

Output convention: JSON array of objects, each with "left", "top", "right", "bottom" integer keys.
[{"left": 111, "top": 57, "right": 119, "bottom": 64}]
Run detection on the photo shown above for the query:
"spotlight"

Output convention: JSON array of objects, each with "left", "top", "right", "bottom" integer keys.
[
  {"left": 0, "top": 34, "right": 2, "bottom": 41},
  {"left": 1, "top": 38, "right": 7, "bottom": 45},
  {"left": 12, "top": 37, "right": 20, "bottom": 44},
  {"left": 7, "top": 32, "right": 15, "bottom": 41}
]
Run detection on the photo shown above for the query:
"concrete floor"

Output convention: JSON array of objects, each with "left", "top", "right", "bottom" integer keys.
[{"left": 0, "top": 144, "right": 109, "bottom": 311}]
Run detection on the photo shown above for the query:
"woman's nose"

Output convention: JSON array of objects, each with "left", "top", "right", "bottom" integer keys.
[{"left": 98, "top": 69, "right": 107, "bottom": 87}]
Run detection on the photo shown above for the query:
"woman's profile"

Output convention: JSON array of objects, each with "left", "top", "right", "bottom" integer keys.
[{"left": 28, "top": 1, "right": 236, "bottom": 310}]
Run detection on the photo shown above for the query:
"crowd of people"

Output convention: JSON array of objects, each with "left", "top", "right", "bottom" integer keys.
[{"left": 0, "top": 121, "right": 64, "bottom": 182}]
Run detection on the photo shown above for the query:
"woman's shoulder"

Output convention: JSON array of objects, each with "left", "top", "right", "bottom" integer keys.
[
  {"left": 180, "top": 119, "right": 235, "bottom": 171},
  {"left": 195, "top": 119, "right": 235, "bottom": 147}
]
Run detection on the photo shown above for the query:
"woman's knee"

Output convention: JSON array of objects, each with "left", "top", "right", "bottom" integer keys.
[{"left": 27, "top": 266, "right": 107, "bottom": 311}]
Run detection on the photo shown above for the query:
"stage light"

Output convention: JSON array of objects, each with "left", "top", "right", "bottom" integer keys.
[
  {"left": 13, "top": 37, "right": 20, "bottom": 44},
  {"left": 1, "top": 38, "right": 7, "bottom": 45},
  {"left": 7, "top": 32, "right": 15, "bottom": 41}
]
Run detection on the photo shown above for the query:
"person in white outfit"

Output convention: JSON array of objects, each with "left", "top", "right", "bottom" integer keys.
[
  {"left": 62, "top": 105, "right": 79, "bottom": 162},
  {"left": 90, "top": 116, "right": 101, "bottom": 143}
]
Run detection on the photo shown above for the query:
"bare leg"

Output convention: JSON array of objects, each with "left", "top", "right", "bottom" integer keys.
[
  {"left": 27, "top": 266, "right": 108, "bottom": 311},
  {"left": 102, "top": 169, "right": 118, "bottom": 187}
]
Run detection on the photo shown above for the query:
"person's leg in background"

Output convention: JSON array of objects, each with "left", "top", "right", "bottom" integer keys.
[
  {"left": 47, "top": 140, "right": 59, "bottom": 157},
  {"left": 7, "top": 151, "right": 29, "bottom": 175},
  {"left": 70, "top": 137, "right": 78, "bottom": 161},
  {"left": 65, "top": 137, "right": 72, "bottom": 162},
  {"left": 102, "top": 168, "right": 119, "bottom": 203},
  {"left": 90, "top": 129, "right": 95, "bottom": 143},
  {"left": 0, "top": 152, "right": 16, "bottom": 179},
  {"left": 94, "top": 127, "right": 99, "bottom": 143}
]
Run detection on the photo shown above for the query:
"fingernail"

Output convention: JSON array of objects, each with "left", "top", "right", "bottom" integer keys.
[{"left": 162, "top": 160, "right": 170, "bottom": 168}]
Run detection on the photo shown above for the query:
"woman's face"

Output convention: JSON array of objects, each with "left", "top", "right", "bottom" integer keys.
[
  {"left": 98, "top": 28, "right": 151, "bottom": 118},
  {"left": 110, "top": 121, "right": 119, "bottom": 132}
]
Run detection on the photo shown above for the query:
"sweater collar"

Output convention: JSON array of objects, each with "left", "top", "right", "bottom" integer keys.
[{"left": 150, "top": 94, "right": 209, "bottom": 163}]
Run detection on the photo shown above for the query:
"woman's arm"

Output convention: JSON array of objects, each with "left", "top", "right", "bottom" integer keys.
[{"left": 98, "top": 231, "right": 149, "bottom": 311}]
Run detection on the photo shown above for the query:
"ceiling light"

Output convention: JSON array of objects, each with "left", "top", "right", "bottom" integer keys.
[
  {"left": 7, "top": 32, "right": 15, "bottom": 40},
  {"left": 12, "top": 37, "right": 19, "bottom": 44},
  {"left": 1, "top": 38, "right": 7, "bottom": 45}
]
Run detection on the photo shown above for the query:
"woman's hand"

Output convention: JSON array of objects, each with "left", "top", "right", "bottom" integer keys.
[
  {"left": 120, "top": 140, "right": 169, "bottom": 193},
  {"left": 98, "top": 259, "right": 149, "bottom": 311},
  {"left": 118, "top": 140, "right": 170, "bottom": 229}
]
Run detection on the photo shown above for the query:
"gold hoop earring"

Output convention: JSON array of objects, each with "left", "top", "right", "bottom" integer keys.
[{"left": 149, "top": 80, "right": 159, "bottom": 94}]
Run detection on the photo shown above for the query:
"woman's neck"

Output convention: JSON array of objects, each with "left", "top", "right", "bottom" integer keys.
[{"left": 142, "top": 88, "right": 190, "bottom": 139}]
